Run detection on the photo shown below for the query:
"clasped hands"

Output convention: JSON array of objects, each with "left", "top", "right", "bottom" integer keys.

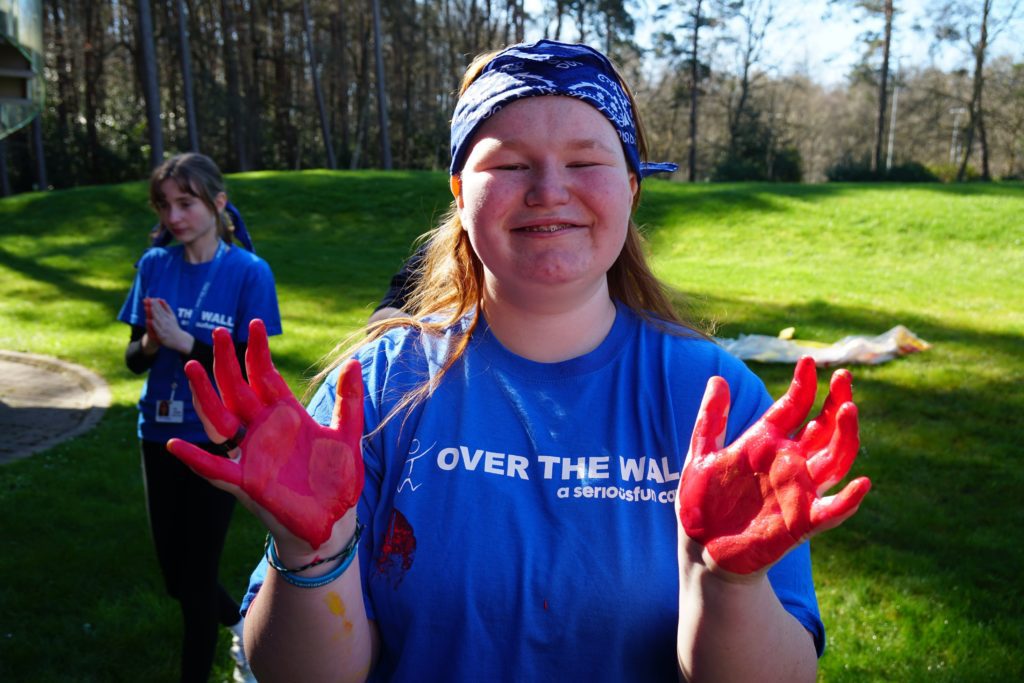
[
  {"left": 167, "top": 322, "right": 869, "bottom": 569},
  {"left": 167, "top": 320, "right": 364, "bottom": 550},
  {"left": 678, "top": 357, "right": 872, "bottom": 576}
]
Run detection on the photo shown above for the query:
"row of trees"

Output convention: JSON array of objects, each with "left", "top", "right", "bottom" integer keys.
[{"left": 2, "top": 0, "right": 1022, "bottom": 194}]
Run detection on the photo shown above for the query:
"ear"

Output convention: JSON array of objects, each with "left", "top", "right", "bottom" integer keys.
[
  {"left": 214, "top": 192, "right": 228, "bottom": 214},
  {"left": 450, "top": 175, "right": 463, "bottom": 209},
  {"left": 628, "top": 173, "right": 641, "bottom": 211}
]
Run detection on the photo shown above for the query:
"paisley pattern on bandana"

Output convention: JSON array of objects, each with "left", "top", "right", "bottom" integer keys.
[{"left": 449, "top": 40, "right": 678, "bottom": 181}]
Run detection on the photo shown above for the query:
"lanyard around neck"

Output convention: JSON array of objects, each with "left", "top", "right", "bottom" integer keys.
[{"left": 180, "top": 239, "right": 227, "bottom": 333}]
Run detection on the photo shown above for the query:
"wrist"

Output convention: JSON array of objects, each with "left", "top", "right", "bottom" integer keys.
[
  {"left": 141, "top": 334, "right": 160, "bottom": 354},
  {"left": 266, "top": 515, "right": 364, "bottom": 589},
  {"left": 174, "top": 331, "right": 195, "bottom": 355},
  {"left": 273, "top": 508, "right": 359, "bottom": 568},
  {"left": 678, "top": 529, "right": 767, "bottom": 586}
]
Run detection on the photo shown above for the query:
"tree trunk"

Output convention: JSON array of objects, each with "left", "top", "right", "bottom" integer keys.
[
  {"left": 873, "top": 0, "right": 893, "bottom": 174},
  {"left": 687, "top": 0, "right": 703, "bottom": 182},
  {"left": 135, "top": 0, "right": 164, "bottom": 168},
  {"left": 243, "top": 2, "right": 261, "bottom": 169},
  {"left": 176, "top": 0, "right": 200, "bottom": 152},
  {"left": 333, "top": 1, "right": 352, "bottom": 167},
  {"left": 49, "top": 0, "right": 72, "bottom": 153},
  {"left": 270, "top": 0, "right": 297, "bottom": 168},
  {"left": 221, "top": 0, "right": 247, "bottom": 169},
  {"left": 32, "top": 115, "right": 48, "bottom": 190},
  {"left": 83, "top": 0, "right": 104, "bottom": 177},
  {"left": 0, "top": 139, "right": 10, "bottom": 196},
  {"left": 958, "top": 0, "right": 990, "bottom": 181},
  {"left": 351, "top": 27, "right": 372, "bottom": 169},
  {"left": 372, "top": 0, "right": 393, "bottom": 169},
  {"left": 302, "top": 0, "right": 337, "bottom": 168}
]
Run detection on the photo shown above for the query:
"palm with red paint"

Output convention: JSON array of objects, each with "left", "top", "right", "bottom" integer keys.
[
  {"left": 678, "top": 357, "right": 871, "bottom": 575},
  {"left": 167, "top": 319, "right": 364, "bottom": 549},
  {"left": 142, "top": 297, "right": 162, "bottom": 345}
]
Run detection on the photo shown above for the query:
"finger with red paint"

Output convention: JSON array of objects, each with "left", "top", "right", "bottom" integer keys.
[
  {"left": 678, "top": 357, "right": 872, "bottom": 576},
  {"left": 167, "top": 319, "right": 366, "bottom": 549},
  {"left": 211, "top": 326, "right": 263, "bottom": 423},
  {"left": 143, "top": 297, "right": 162, "bottom": 346}
]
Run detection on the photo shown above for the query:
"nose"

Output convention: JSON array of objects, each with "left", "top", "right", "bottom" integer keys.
[
  {"left": 525, "top": 163, "right": 571, "bottom": 207},
  {"left": 165, "top": 205, "right": 185, "bottom": 225}
]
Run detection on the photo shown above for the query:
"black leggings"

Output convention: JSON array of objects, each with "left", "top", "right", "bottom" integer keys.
[{"left": 141, "top": 440, "right": 242, "bottom": 683}]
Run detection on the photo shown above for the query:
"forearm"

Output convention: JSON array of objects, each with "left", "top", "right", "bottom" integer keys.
[
  {"left": 125, "top": 327, "right": 158, "bottom": 374},
  {"left": 676, "top": 535, "right": 817, "bottom": 683},
  {"left": 246, "top": 513, "right": 377, "bottom": 683}
]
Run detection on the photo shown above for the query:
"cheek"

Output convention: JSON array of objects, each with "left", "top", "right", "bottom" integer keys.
[{"left": 459, "top": 179, "right": 507, "bottom": 236}]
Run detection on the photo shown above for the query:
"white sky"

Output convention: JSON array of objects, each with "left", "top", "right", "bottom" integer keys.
[
  {"left": 766, "top": 0, "right": 1022, "bottom": 85},
  {"left": 526, "top": 0, "right": 1024, "bottom": 87}
]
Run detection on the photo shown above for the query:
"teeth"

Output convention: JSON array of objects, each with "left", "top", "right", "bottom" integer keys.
[{"left": 522, "top": 224, "right": 569, "bottom": 232}]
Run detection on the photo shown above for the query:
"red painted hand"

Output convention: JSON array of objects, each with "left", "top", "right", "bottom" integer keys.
[
  {"left": 678, "top": 357, "right": 871, "bottom": 575},
  {"left": 142, "top": 297, "right": 162, "bottom": 345},
  {"left": 167, "top": 319, "right": 364, "bottom": 549}
]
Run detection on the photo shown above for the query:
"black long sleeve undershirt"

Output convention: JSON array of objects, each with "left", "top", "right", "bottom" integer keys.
[{"left": 125, "top": 325, "right": 249, "bottom": 379}]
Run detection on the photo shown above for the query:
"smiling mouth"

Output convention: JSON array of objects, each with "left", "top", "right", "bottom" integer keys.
[{"left": 515, "top": 224, "right": 578, "bottom": 233}]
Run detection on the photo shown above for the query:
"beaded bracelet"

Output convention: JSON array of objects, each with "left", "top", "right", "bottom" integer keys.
[{"left": 265, "top": 521, "right": 364, "bottom": 589}]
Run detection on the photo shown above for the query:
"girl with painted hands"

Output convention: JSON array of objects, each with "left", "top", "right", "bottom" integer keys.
[
  {"left": 169, "top": 41, "right": 870, "bottom": 682},
  {"left": 119, "top": 153, "right": 281, "bottom": 683}
]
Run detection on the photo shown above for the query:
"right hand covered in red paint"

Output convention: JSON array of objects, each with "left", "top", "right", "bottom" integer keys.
[
  {"left": 142, "top": 297, "right": 163, "bottom": 348},
  {"left": 678, "top": 357, "right": 872, "bottom": 576},
  {"left": 167, "top": 319, "right": 365, "bottom": 550}
]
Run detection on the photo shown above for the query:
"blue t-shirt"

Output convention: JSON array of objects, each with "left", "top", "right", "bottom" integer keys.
[
  {"left": 243, "top": 304, "right": 824, "bottom": 681},
  {"left": 118, "top": 243, "right": 282, "bottom": 443}
]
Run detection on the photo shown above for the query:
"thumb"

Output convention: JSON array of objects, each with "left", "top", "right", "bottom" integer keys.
[{"left": 331, "top": 359, "right": 364, "bottom": 447}]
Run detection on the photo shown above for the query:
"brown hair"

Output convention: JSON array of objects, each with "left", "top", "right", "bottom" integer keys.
[
  {"left": 310, "top": 46, "right": 705, "bottom": 422},
  {"left": 148, "top": 153, "right": 235, "bottom": 245}
]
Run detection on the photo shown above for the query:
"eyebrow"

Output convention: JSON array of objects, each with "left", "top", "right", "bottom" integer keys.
[{"left": 482, "top": 136, "right": 619, "bottom": 154}]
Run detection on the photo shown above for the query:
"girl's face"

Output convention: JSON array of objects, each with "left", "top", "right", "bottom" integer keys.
[
  {"left": 456, "top": 96, "right": 638, "bottom": 305},
  {"left": 156, "top": 179, "right": 225, "bottom": 249}
]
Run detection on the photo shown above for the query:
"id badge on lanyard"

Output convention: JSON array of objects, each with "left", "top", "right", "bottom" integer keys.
[
  {"left": 157, "top": 241, "right": 226, "bottom": 424},
  {"left": 155, "top": 384, "right": 185, "bottom": 423}
]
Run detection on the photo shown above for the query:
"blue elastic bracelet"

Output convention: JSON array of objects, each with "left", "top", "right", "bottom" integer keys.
[{"left": 267, "top": 522, "right": 364, "bottom": 589}]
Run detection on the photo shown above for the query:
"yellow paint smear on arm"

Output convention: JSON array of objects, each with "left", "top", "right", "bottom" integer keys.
[{"left": 325, "top": 590, "right": 355, "bottom": 638}]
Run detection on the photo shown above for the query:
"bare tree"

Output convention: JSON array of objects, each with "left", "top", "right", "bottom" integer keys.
[
  {"left": 686, "top": 0, "right": 706, "bottom": 182},
  {"left": 220, "top": 0, "right": 248, "bottom": 169},
  {"left": 174, "top": 0, "right": 199, "bottom": 152},
  {"left": 372, "top": 0, "right": 393, "bottom": 169},
  {"left": 0, "top": 139, "right": 10, "bottom": 196},
  {"left": 302, "top": 0, "right": 337, "bottom": 168},
  {"left": 721, "top": 0, "right": 778, "bottom": 159},
  {"left": 873, "top": 0, "right": 894, "bottom": 173},
  {"left": 135, "top": 0, "right": 163, "bottom": 167},
  {"left": 933, "top": 0, "right": 1021, "bottom": 180}
]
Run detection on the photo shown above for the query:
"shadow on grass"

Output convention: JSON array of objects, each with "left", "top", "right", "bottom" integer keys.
[{"left": 1, "top": 172, "right": 449, "bottom": 326}]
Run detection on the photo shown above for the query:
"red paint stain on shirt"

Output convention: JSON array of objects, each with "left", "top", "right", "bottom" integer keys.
[{"left": 376, "top": 508, "right": 416, "bottom": 588}]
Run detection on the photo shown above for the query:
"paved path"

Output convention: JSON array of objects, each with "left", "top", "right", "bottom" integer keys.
[{"left": 0, "top": 350, "right": 111, "bottom": 465}]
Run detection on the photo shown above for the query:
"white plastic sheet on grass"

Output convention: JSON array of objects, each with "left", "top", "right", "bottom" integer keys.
[{"left": 717, "top": 325, "right": 931, "bottom": 367}]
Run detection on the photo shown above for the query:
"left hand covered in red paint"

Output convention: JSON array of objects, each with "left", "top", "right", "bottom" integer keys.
[
  {"left": 167, "top": 320, "right": 364, "bottom": 549},
  {"left": 678, "top": 357, "right": 872, "bottom": 575}
]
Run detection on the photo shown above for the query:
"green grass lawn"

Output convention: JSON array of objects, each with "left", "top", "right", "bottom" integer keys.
[{"left": 1, "top": 174, "right": 1021, "bottom": 681}]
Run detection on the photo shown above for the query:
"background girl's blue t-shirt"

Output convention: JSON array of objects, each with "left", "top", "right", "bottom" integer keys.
[
  {"left": 118, "top": 244, "right": 282, "bottom": 443},
  {"left": 242, "top": 304, "right": 825, "bottom": 681}
]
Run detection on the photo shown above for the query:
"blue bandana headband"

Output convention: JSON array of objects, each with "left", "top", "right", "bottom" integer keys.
[{"left": 449, "top": 39, "right": 678, "bottom": 181}]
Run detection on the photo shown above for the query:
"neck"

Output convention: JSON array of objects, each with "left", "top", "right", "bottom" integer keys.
[
  {"left": 183, "top": 233, "right": 221, "bottom": 264},
  {"left": 481, "top": 279, "right": 617, "bottom": 363}
]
